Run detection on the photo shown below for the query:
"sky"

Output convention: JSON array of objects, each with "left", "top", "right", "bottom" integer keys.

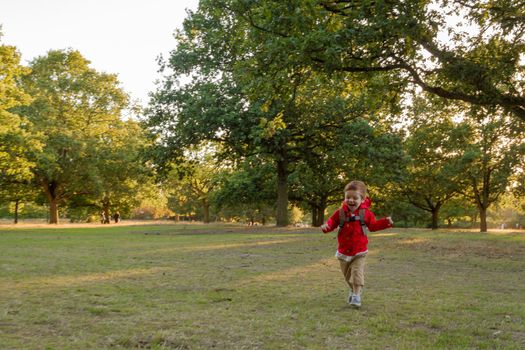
[{"left": 0, "top": 0, "right": 200, "bottom": 106}]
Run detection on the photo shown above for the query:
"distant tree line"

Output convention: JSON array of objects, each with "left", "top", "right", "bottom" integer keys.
[{"left": 1, "top": 0, "right": 524, "bottom": 232}]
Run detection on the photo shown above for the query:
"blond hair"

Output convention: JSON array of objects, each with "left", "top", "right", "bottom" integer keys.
[{"left": 344, "top": 180, "right": 367, "bottom": 199}]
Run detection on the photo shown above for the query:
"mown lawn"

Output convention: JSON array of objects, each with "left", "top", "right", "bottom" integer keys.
[{"left": 0, "top": 223, "right": 524, "bottom": 349}]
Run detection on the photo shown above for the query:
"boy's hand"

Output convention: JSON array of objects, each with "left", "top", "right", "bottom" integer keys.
[
  {"left": 321, "top": 224, "right": 329, "bottom": 232},
  {"left": 387, "top": 217, "right": 394, "bottom": 225}
]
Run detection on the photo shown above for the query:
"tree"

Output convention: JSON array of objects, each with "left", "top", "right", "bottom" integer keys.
[
  {"left": 132, "top": 182, "right": 173, "bottom": 220},
  {"left": 0, "top": 43, "right": 42, "bottom": 222},
  {"left": 401, "top": 96, "right": 471, "bottom": 229},
  {"left": 224, "top": 0, "right": 524, "bottom": 121},
  {"left": 211, "top": 157, "right": 276, "bottom": 225},
  {"left": 488, "top": 192, "right": 525, "bottom": 229},
  {"left": 147, "top": 0, "right": 416, "bottom": 226},
  {"left": 61, "top": 118, "right": 150, "bottom": 223},
  {"left": 164, "top": 146, "right": 222, "bottom": 223},
  {"left": 440, "top": 197, "right": 478, "bottom": 228},
  {"left": 93, "top": 119, "right": 150, "bottom": 222},
  {"left": 16, "top": 49, "right": 129, "bottom": 223},
  {"left": 459, "top": 107, "right": 525, "bottom": 232}
]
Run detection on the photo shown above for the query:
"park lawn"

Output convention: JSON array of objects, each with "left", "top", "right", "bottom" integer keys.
[{"left": 0, "top": 224, "right": 524, "bottom": 350}]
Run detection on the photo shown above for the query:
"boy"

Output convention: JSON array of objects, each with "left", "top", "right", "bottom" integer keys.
[{"left": 321, "top": 181, "right": 393, "bottom": 307}]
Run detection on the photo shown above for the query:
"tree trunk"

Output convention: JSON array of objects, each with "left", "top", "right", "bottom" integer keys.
[
  {"left": 479, "top": 207, "right": 488, "bottom": 232},
  {"left": 311, "top": 205, "right": 326, "bottom": 227},
  {"left": 43, "top": 180, "right": 60, "bottom": 224},
  {"left": 311, "top": 205, "right": 318, "bottom": 227},
  {"left": 14, "top": 199, "right": 20, "bottom": 224},
  {"left": 49, "top": 199, "right": 59, "bottom": 224},
  {"left": 315, "top": 207, "right": 326, "bottom": 227},
  {"left": 317, "top": 197, "right": 327, "bottom": 227},
  {"left": 202, "top": 200, "right": 210, "bottom": 223},
  {"left": 102, "top": 196, "right": 111, "bottom": 224},
  {"left": 315, "top": 209, "right": 323, "bottom": 227},
  {"left": 431, "top": 209, "right": 439, "bottom": 230},
  {"left": 103, "top": 206, "right": 111, "bottom": 224},
  {"left": 276, "top": 158, "right": 289, "bottom": 227}
]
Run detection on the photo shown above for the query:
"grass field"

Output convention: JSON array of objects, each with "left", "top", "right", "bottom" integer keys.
[{"left": 1, "top": 223, "right": 524, "bottom": 350}]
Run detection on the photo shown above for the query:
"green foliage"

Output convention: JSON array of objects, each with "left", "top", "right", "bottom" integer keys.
[
  {"left": 147, "top": 0, "right": 524, "bottom": 227},
  {"left": 131, "top": 183, "right": 173, "bottom": 220},
  {"left": 458, "top": 107, "right": 525, "bottom": 231},
  {"left": 360, "top": 2, "right": 522, "bottom": 118},
  {"left": 3, "top": 4, "right": 523, "bottom": 226},
  {"left": 93, "top": 119, "right": 151, "bottom": 217},
  {"left": 487, "top": 192, "right": 525, "bottom": 228},
  {"left": 147, "top": 1, "right": 405, "bottom": 226},
  {"left": 213, "top": 0, "right": 524, "bottom": 120},
  {"left": 289, "top": 118, "right": 405, "bottom": 226},
  {"left": 0, "top": 201, "right": 47, "bottom": 219},
  {"left": 211, "top": 157, "right": 276, "bottom": 223},
  {"left": 15, "top": 49, "right": 132, "bottom": 223},
  {"left": 440, "top": 198, "right": 479, "bottom": 228},
  {"left": 163, "top": 146, "right": 222, "bottom": 223},
  {"left": 400, "top": 96, "right": 471, "bottom": 228},
  {"left": 0, "top": 44, "right": 42, "bottom": 207}
]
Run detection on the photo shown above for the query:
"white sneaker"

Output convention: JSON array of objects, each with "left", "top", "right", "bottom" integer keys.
[
  {"left": 349, "top": 294, "right": 361, "bottom": 308},
  {"left": 347, "top": 289, "right": 354, "bottom": 304}
]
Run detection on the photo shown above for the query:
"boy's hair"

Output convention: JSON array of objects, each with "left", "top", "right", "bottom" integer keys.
[{"left": 344, "top": 180, "right": 367, "bottom": 199}]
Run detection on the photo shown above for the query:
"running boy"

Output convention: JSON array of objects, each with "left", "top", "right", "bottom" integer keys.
[{"left": 321, "top": 180, "right": 393, "bottom": 307}]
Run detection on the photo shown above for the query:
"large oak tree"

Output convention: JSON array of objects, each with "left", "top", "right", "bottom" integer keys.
[
  {"left": 17, "top": 50, "right": 130, "bottom": 223},
  {"left": 147, "top": 2, "right": 398, "bottom": 225}
]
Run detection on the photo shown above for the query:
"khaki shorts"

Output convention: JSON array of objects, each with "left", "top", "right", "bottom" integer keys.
[{"left": 339, "top": 255, "right": 366, "bottom": 287}]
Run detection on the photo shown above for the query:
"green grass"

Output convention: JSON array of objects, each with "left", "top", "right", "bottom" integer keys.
[{"left": 1, "top": 223, "right": 524, "bottom": 349}]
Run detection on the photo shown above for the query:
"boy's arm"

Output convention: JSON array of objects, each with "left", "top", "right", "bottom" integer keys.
[
  {"left": 366, "top": 210, "right": 393, "bottom": 232},
  {"left": 321, "top": 210, "right": 340, "bottom": 233}
]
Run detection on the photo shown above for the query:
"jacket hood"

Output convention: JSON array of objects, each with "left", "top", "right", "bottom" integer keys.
[{"left": 342, "top": 197, "right": 371, "bottom": 212}]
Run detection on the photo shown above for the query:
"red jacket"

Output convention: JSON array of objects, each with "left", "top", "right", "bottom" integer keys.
[{"left": 322, "top": 198, "right": 392, "bottom": 257}]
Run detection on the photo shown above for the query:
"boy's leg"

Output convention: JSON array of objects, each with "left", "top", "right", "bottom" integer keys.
[
  {"left": 339, "top": 260, "right": 354, "bottom": 303},
  {"left": 348, "top": 255, "right": 366, "bottom": 307},
  {"left": 339, "top": 260, "right": 353, "bottom": 288},
  {"left": 350, "top": 255, "right": 366, "bottom": 295}
]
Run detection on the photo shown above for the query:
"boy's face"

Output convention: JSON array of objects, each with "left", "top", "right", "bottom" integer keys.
[{"left": 345, "top": 190, "right": 363, "bottom": 211}]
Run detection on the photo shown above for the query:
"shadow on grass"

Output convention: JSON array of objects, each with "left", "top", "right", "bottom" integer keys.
[{"left": 1, "top": 267, "right": 172, "bottom": 294}]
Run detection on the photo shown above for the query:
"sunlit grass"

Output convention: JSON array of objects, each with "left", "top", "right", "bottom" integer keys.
[{"left": 0, "top": 224, "right": 524, "bottom": 349}]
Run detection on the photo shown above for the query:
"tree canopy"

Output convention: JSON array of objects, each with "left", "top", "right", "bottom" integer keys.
[
  {"left": 193, "top": 0, "right": 524, "bottom": 120},
  {"left": 16, "top": 49, "right": 131, "bottom": 223},
  {"left": 146, "top": 0, "right": 405, "bottom": 225},
  {"left": 1, "top": 5, "right": 523, "bottom": 229}
]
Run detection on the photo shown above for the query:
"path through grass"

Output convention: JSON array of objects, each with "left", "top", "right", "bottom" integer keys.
[{"left": 1, "top": 224, "right": 524, "bottom": 349}]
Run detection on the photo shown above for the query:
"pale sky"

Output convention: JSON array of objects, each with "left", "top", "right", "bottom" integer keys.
[{"left": 0, "top": 0, "right": 200, "bottom": 106}]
